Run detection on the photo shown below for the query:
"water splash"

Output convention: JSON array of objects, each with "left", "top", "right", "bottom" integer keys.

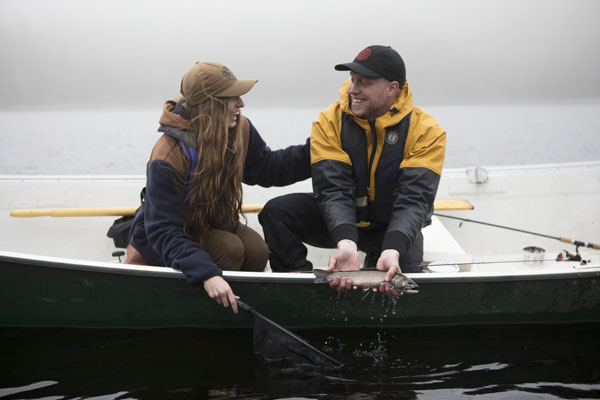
[
  {"left": 351, "top": 332, "right": 389, "bottom": 367},
  {"left": 361, "top": 288, "right": 372, "bottom": 301}
]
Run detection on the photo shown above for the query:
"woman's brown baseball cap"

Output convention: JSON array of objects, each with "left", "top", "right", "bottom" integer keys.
[{"left": 180, "top": 61, "right": 257, "bottom": 106}]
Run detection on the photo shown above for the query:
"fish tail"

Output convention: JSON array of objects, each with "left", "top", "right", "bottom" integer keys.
[{"left": 312, "top": 269, "right": 328, "bottom": 284}]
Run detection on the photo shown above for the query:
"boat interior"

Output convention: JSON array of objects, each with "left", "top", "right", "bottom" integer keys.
[{"left": 1, "top": 162, "right": 599, "bottom": 274}]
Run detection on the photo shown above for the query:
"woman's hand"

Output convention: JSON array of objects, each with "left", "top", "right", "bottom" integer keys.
[{"left": 203, "top": 276, "right": 239, "bottom": 313}]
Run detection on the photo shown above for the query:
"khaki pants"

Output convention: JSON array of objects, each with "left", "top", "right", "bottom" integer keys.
[{"left": 126, "top": 224, "right": 268, "bottom": 272}]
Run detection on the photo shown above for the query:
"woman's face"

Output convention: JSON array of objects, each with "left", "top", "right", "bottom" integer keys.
[{"left": 226, "top": 96, "right": 245, "bottom": 128}]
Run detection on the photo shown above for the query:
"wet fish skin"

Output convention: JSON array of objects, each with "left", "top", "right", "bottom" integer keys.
[{"left": 312, "top": 269, "right": 419, "bottom": 294}]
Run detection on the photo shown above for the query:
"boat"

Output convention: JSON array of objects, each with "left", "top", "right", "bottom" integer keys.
[{"left": 1, "top": 161, "right": 599, "bottom": 329}]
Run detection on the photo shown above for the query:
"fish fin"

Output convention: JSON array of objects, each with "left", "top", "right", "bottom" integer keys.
[
  {"left": 406, "top": 276, "right": 419, "bottom": 287},
  {"left": 312, "top": 268, "right": 328, "bottom": 284}
]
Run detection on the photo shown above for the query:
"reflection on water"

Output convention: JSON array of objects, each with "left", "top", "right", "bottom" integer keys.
[{"left": 1, "top": 324, "right": 599, "bottom": 399}]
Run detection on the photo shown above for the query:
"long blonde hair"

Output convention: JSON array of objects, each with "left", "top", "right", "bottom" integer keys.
[{"left": 183, "top": 97, "right": 244, "bottom": 243}]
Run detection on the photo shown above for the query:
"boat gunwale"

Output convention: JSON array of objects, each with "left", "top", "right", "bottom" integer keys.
[
  {"left": 1, "top": 161, "right": 599, "bottom": 183},
  {"left": 1, "top": 250, "right": 599, "bottom": 285}
]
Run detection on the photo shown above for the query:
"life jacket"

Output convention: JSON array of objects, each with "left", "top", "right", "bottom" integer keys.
[{"left": 340, "top": 111, "right": 411, "bottom": 226}]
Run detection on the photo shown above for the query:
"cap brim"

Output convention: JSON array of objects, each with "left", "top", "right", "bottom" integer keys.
[
  {"left": 334, "top": 62, "right": 382, "bottom": 78},
  {"left": 219, "top": 79, "right": 257, "bottom": 97}
]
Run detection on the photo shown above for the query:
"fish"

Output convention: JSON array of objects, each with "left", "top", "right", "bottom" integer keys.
[{"left": 312, "top": 269, "right": 419, "bottom": 294}]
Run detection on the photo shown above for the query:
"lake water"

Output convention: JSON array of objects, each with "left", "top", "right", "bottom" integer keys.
[
  {"left": 1, "top": 103, "right": 600, "bottom": 175},
  {"left": 1, "top": 324, "right": 599, "bottom": 399},
  {"left": 1, "top": 104, "right": 600, "bottom": 399}
]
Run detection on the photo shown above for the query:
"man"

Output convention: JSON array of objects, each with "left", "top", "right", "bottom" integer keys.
[{"left": 259, "top": 45, "right": 446, "bottom": 296}]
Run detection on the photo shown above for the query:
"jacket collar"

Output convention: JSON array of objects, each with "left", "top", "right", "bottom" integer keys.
[{"left": 158, "top": 98, "right": 190, "bottom": 130}]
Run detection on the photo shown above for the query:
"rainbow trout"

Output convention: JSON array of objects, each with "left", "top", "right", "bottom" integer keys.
[{"left": 312, "top": 269, "right": 419, "bottom": 294}]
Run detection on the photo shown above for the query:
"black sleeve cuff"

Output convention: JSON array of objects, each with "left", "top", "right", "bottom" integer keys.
[
  {"left": 382, "top": 231, "right": 411, "bottom": 255},
  {"left": 332, "top": 224, "right": 359, "bottom": 244}
]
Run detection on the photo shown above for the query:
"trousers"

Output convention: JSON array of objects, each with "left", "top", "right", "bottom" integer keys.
[
  {"left": 258, "top": 193, "right": 423, "bottom": 272},
  {"left": 126, "top": 223, "right": 268, "bottom": 272}
]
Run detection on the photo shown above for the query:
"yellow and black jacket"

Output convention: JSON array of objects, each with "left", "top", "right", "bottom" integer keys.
[{"left": 311, "top": 79, "right": 446, "bottom": 255}]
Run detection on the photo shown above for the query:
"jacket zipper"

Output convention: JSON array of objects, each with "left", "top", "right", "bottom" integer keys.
[{"left": 367, "top": 121, "right": 377, "bottom": 188}]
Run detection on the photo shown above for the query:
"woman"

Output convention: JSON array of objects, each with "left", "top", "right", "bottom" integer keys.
[{"left": 126, "top": 61, "right": 310, "bottom": 313}]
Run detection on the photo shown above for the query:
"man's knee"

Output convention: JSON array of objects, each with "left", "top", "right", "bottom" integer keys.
[
  {"left": 239, "top": 226, "right": 269, "bottom": 272},
  {"left": 258, "top": 195, "right": 290, "bottom": 225}
]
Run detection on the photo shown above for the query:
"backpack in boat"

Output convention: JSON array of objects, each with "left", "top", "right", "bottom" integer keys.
[
  {"left": 106, "top": 215, "right": 134, "bottom": 248},
  {"left": 106, "top": 188, "right": 145, "bottom": 248}
]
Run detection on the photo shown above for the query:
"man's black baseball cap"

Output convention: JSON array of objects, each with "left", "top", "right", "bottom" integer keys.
[{"left": 335, "top": 45, "right": 406, "bottom": 85}]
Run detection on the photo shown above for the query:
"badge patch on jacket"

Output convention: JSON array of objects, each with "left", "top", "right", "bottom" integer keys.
[{"left": 386, "top": 131, "right": 399, "bottom": 145}]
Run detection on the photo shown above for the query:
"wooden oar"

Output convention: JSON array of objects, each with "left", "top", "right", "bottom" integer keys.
[
  {"left": 10, "top": 207, "right": 140, "bottom": 218},
  {"left": 10, "top": 200, "right": 473, "bottom": 218}
]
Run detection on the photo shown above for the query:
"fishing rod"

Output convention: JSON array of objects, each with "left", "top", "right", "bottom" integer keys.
[
  {"left": 426, "top": 257, "right": 586, "bottom": 268},
  {"left": 434, "top": 213, "right": 600, "bottom": 251}
]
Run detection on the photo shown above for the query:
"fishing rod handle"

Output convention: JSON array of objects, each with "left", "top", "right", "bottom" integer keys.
[{"left": 560, "top": 237, "right": 600, "bottom": 250}]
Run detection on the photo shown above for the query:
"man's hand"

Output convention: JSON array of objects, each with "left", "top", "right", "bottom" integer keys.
[
  {"left": 375, "top": 249, "right": 402, "bottom": 297},
  {"left": 203, "top": 275, "right": 239, "bottom": 313},
  {"left": 327, "top": 239, "right": 361, "bottom": 292}
]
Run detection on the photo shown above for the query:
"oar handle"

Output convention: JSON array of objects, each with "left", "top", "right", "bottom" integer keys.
[{"left": 560, "top": 237, "right": 600, "bottom": 250}]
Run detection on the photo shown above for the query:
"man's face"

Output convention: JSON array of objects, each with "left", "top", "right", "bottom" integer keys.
[{"left": 348, "top": 71, "right": 398, "bottom": 121}]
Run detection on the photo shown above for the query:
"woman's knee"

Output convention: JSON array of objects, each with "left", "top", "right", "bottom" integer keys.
[
  {"left": 238, "top": 226, "right": 268, "bottom": 272},
  {"left": 244, "top": 240, "right": 268, "bottom": 272},
  {"left": 204, "top": 231, "right": 245, "bottom": 271}
]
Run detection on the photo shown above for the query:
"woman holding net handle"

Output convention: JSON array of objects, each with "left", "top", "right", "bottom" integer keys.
[{"left": 125, "top": 61, "right": 311, "bottom": 313}]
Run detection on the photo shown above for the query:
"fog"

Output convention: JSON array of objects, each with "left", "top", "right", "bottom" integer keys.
[{"left": 1, "top": 0, "right": 600, "bottom": 110}]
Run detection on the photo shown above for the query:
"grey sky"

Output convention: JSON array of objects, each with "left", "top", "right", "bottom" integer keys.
[{"left": 1, "top": 0, "right": 599, "bottom": 110}]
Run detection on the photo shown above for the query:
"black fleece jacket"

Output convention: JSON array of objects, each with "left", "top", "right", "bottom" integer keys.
[{"left": 129, "top": 111, "right": 310, "bottom": 285}]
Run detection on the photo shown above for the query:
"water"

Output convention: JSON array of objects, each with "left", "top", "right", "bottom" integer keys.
[
  {"left": 1, "top": 324, "right": 599, "bottom": 399},
  {"left": 1, "top": 104, "right": 600, "bottom": 398},
  {"left": 1, "top": 103, "right": 600, "bottom": 175}
]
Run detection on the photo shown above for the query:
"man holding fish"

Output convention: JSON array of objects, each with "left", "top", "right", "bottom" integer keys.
[{"left": 259, "top": 45, "right": 445, "bottom": 296}]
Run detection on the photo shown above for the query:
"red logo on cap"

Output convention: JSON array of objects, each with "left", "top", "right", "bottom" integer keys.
[{"left": 356, "top": 48, "right": 371, "bottom": 61}]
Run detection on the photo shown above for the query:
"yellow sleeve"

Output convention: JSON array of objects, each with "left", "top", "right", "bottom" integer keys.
[
  {"left": 310, "top": 103, "right": 352, "bottom": 166},
  {"left": 400, "top": 108, "right": 446, "bottom": 175}
]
